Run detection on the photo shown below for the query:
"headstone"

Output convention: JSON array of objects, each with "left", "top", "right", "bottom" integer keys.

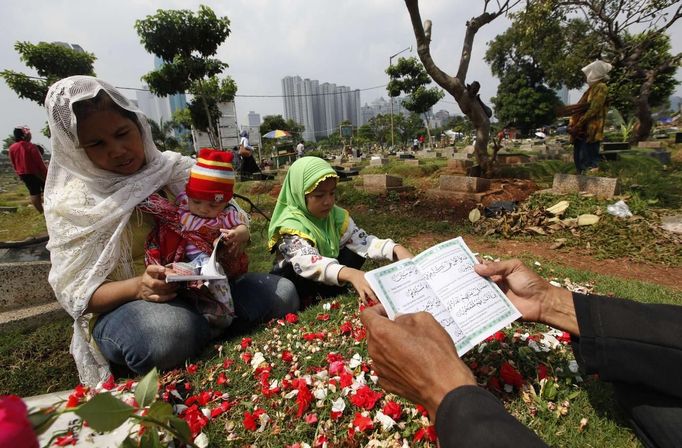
[
  {"left": 661, "top": 215, "right": 682, "bottom": 234},
  {"left": 334, "top": 156, "right": 343, "bottom": 165},
  {"left": 447, "top": 159, "right": 473, "bottom": 174},
  {"left": 404, "top": 159, "right": 420, "bottom": 166},
  {"left": 462, "top": 145, "right": 476, "bottom": 154},
  {"left": 601, "top": 142, "right": 630, "bottom": 151},
  {"left": 519, "top": 144, "right": 533, "bottom": 152},
  {"left": 638, "top": 141, "right": 663, "bottom": 149},
  {"left": 439, "top": 175, "right": 490, "bottom": 193},
  {"left": 369, "top": 157, "right": 388, "bottom": 166},
  {"left": 363, "top": 174, "right": 403, "bottom": 192},
  {"left": 417, "top": 151, "right": 437, "bottom": 159},
  {"left": 497, "top": 154, "right": 530, "bottom": 165},
  {"left": 551, "top": 173, "right": 619, "bottom": 199},
  {"left": 647, "top": 149, "right": 671, "bottom": 165},
  {"left": 450, "top": 152, "right": 471, "bottom": 160}
]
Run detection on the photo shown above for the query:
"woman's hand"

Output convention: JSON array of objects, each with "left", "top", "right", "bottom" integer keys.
[
  {"left": 360, "top": 305, "right": 476, "bottom": 421},
  {"left": 338, "top": 267, "right": 377, "bottom": 304},
  {"left": 137, "top": 265, "right": 178, "bottom": 303},
  {"left": 220, "top": 224, "right": 250, "bottom": 257},
  {"left": 393, "top": 244, "right": 413, "bottom": 261}
]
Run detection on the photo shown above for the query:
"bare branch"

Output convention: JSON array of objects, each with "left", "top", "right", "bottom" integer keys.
[{"left": 404, "top": 0, "right": 460, "bottom": 95}]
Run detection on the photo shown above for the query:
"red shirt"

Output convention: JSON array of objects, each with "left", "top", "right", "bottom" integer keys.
[{"left": 8, "top": 141, "right": 47, "bottom": 179}]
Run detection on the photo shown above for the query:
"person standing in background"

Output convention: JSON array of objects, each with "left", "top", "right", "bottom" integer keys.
[
  {"left": 8, "top": 126, "right": 47, "bottom": 213},
  {"left": 296, "top": 140, "right": 305, "bottom": 159},
  {"left": 567, "top": 60, "right": 612, "bottom": 174}
]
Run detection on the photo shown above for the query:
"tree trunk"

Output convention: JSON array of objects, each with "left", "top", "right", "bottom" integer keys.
[
  {"left": 634, "top": 69, "right": 657, "bottom": 142},
  {"left": 404, "top": 0, "right": 517, "bottom": 176},
  {"left": 423, "top": 113, "right": 433, "bottom": 149},
  {"left": 197, "top": 79, "right": 222, "bottom": 150}
]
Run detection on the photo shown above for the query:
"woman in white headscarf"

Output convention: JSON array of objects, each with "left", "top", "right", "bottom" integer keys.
[
  {"left": 567, "top": 59, "right": 612, "bottom": 174},
  {"left": 44, "top": 76, "right": 299, "bottom": 386}
]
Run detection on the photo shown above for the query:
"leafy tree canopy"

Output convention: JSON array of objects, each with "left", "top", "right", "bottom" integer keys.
[
  {"left": 1, "top": 41, "right": 96, "bottom": 105},
  {"left": 386, "top": 57, "right": 444, "bottom": 115},
  {"left": 259, "top": 115, "right": 304, "bottom": 139},
  {"left": 135, "top": 5, "right": 232, "bottom": 147},
  {"left": 491, "top": 64, "right": 560, "bottom": 136}
]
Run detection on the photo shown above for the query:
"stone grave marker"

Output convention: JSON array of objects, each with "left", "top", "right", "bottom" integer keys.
[
  {"left": 404, "top": 159, "right": 420, "bottom": 166},
  {"left": 638, "top": 141, "right": 663, "bottom": 149},
  {"left": 447, "top": 159, "right": 473, "bottom": 174},
  {"left": 551, "top": 173, "right": 619, "bottom": 199},
  {"left": 369, "top": 156, "right": 388, "bottom": 166},
  {"left": 362, "top": 174, "right": 410, "bottom": 193}
]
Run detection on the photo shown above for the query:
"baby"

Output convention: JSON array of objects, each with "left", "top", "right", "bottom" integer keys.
[{"left": 175, "top": 148, "right": 250, "bottom": 329}]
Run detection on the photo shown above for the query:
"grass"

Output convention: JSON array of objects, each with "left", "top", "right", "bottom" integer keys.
[
  {"left": 0, "top": 172, "right": 46, "bottom": 241},
  {"left": 2, "top": 154, "right": 680, "bottom": 445}
]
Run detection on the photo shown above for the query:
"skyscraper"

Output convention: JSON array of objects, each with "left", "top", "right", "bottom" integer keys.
[
  {"left": 248, "top": 111, "right": 261, "bottom": 127},
  {"left": 281, "top": 76, "right": 361, "bottom": 141},
  {"left": 154, "top": 56, "right": 188, "bottom": 115}
]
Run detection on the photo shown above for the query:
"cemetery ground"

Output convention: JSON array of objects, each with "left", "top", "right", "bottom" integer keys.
[{"left": 1, "top": 142, "right": 681, "bottom": 447}]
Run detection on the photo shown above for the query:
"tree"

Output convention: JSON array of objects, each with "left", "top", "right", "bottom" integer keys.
[
  {"left": 403, "top": 0, "right": 522, "bottom": 175},
  {"left": 1, "top": 41, "right": 96, "bottom": 105},
  {"left": 490, "top": 64, "right": 561, "bottom": 136},
  {"left": 135, "top": 5, "right": 234, "bottom": 148},
  {"left": 3, "top": 134, "right": 15, "bottom": 151},
  {"left": 366, "top": 114, "right": 392, "bottom": 147},
  {"left": 259, "top": 115, "right": 304, "bottom": 140},
  {"left": 386, "top": 57, "right": 444, "bottom": 148},
  {"left": 147, "top": 118, "right": 182, "bottom": 153},
  {"left": 395, "top": 113, "right": 425, "bottom": 146},
  {"left": 539, "top": 0, "right": 681, "bottom": 140}
]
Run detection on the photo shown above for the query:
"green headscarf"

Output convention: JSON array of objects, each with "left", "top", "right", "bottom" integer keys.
[{"left": 268, "top": 157, "right": 349, "bottom": 257}]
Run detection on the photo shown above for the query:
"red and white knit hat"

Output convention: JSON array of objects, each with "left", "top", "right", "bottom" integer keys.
[{"left": 185, "top": 148, "right": 235, "bottom": 202}]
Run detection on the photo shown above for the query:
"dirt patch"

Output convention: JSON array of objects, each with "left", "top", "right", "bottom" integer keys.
[{"left": 404, "top": 233, "right": 682, "bottom": 292}]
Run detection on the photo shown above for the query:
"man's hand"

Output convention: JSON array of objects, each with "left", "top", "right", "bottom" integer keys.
[
  {"left": 137, "top": 265, "right": 178, "bottom": 303},
  {"left": 474, "top": 259, "right": 578, "bottom": 335},
  {"left": 361, "top": 305, "right": 476, "bottom": 420}
]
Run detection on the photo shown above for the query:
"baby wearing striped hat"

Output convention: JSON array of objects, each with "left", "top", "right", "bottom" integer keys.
[{"left": 176, "top": 148, "right": 250, "bottom": 329}]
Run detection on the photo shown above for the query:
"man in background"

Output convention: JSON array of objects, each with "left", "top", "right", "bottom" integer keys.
[
  {"left": 8, "top": 126, "right": 47, "bottom": 213},
  {"left": 296, "top": 140, "right": 305, "bottom": 159}
]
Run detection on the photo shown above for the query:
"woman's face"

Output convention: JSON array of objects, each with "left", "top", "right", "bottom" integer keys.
[
  {"left": 305, "top": 177, "right": 337, "bottom": 219},
  {"left": 77, "top": 109, "right": 146, "bottom": 175}
]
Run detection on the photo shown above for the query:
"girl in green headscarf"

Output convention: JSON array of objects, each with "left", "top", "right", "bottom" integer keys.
[{"left": 268, "top": 157, "right": 412, "bottom": 307}]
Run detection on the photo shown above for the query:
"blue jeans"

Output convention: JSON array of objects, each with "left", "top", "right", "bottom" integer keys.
[
  {"left": 92, "top": 273, "right": 299, "bottom": 374},
  {"left": 573, "top": 139, "right": 601, "bottom": 173}
]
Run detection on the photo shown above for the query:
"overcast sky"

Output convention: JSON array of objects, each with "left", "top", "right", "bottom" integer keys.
[{"left": 2, "top": 0, "right": 681, "bottom": 150}]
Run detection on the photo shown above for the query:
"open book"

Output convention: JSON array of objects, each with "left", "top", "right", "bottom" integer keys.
[
  {"left": 365, "top": 237, "right": 521, "bottom": 356},
  {"left": 165, "top": 236, "right": 227, "bottom": 283}
]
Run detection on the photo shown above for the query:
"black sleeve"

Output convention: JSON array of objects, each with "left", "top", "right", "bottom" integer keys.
[
  {"left": 572, "top": 293, "right": 682, "bottom": 399},
  {"left": 436, "top": 386, "right": 547, "bottom": 448}
]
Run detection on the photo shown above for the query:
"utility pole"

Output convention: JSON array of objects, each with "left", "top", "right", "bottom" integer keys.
[{"left": 388, "top": 46, "right": 411, "bottom": 149}]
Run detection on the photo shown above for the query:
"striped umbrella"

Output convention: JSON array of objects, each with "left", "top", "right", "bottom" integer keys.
[{"left": 262, "top": 129, "right": 291, "bottom": 139}]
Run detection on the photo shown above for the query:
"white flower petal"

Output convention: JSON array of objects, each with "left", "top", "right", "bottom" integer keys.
[
  {"left": 331, "top": 397, "right": 346, "bottom": 413},
  {"left": 194, "top": 432, "right": 209, "bottom": 448}
]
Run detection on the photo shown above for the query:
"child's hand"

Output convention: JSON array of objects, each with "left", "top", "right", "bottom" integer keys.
[
  {"left": 393, "top": 244, "right": 413, "bottom": 261},
  {"left": 339, "top": 267, "right": 377, "bottom": 305},
  {"left": 220, "top": 224, "right": 250, "bottom": 257}
]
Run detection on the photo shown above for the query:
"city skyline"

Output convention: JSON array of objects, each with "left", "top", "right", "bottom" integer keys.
[{"left": 2, "top": 0, "right": 680, "bottom": 151}]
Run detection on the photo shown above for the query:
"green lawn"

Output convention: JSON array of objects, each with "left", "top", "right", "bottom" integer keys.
[{"left": 2, "top": 149, "right": 680, "bottom": 446}]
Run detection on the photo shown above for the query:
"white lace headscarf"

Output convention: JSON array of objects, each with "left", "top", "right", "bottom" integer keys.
[
  {"left": 582, "top": 59, "right": 613, "bottom": 85},
  {"left": 44, "top": 76, "right": 194, "bottom": 386}
]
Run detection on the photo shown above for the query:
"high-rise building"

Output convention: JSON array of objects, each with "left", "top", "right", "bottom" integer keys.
[
  {"left": 248, "top": 111, "right": 261, "bottom": 127},
  {"left": 154, "top": 57, "right": 188, "bottom": 116},
  {"left": 282, "top": 76, "right": 361, "bottom": 141}
]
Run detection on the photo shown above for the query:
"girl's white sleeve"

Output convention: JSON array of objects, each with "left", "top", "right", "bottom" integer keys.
[
  {"left": 276, "top": 235, "right": 344, "bottom": 286},
  {"left": 340, "top": 217, "right": 396, "bottom": 261}
]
